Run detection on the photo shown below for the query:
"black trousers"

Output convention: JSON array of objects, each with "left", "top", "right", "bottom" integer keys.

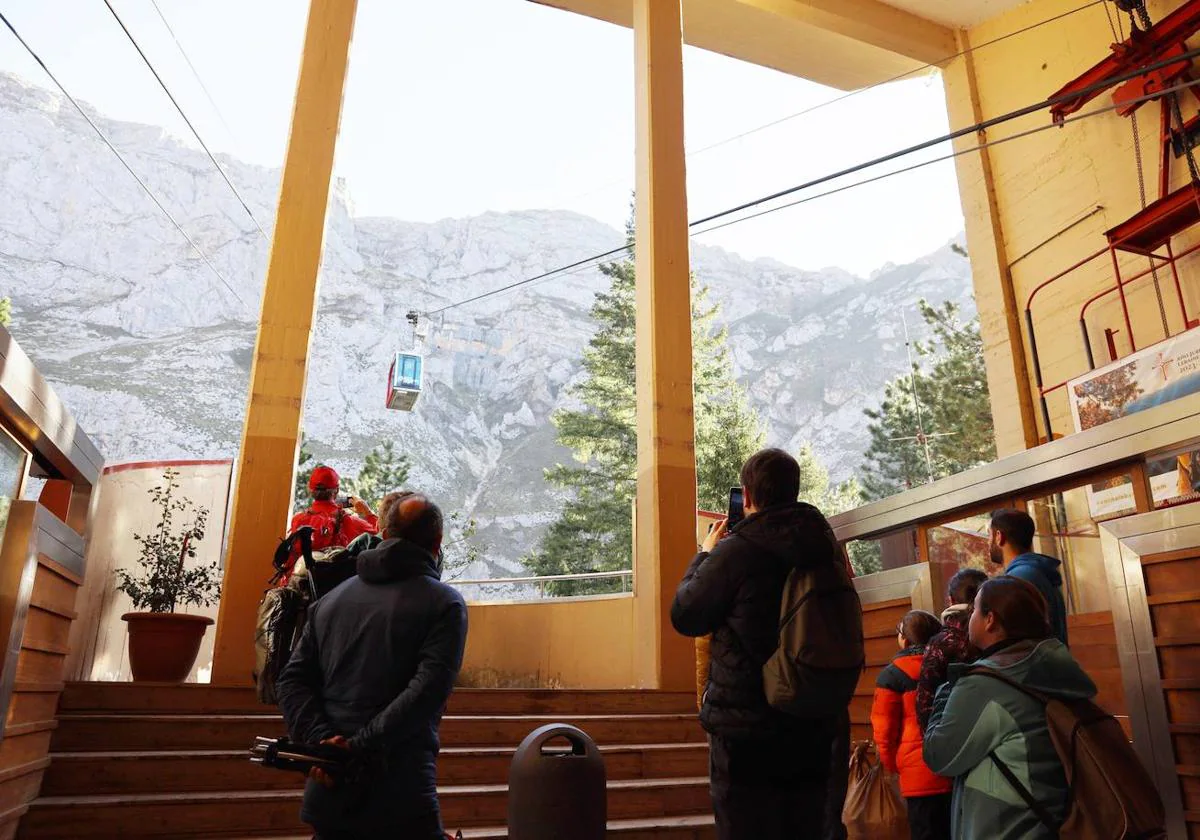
[
  {"left": 905, "top": 793, "right": 952, "bottom": 840},
  {"left": 823, "top": 707, "right": 851, "bottom": 840},
  {"left": 710, "top": 733, "right": 832, "bottom": 840}
]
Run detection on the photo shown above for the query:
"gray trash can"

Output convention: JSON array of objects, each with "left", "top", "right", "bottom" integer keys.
[{"left": 508, "top": 723, "right": 606, "bottom": 840}]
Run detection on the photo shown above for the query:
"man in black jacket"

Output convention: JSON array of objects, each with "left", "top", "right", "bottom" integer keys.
[
  {"left": 671, "top": 448, "right": 845, "bottom": 840},
  {"left": 277, "top": 492, "right": 468, "bottom": 840}
]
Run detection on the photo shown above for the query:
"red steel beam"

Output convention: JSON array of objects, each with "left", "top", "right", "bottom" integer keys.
[{"left": 1049, "top": 0, "right": 1200, "bottom": 123}]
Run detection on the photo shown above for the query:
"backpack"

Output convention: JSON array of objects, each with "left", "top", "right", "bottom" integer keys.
[
  {"left": 281, "top": 507, "right": 347, "bottom": 582},
  {"left": 970, "top": 668, "right": 1167, "bottom": 840},
  {"left": 762, "top": 518, "right": 865, "bottom": 718},
  {"left": 253, "top": 583, "right": 308, "bottom": 705}
]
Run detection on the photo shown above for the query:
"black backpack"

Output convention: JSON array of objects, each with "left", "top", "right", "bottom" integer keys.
[{"left": 762, "top": 517, "right": 864, "bottom": 718}]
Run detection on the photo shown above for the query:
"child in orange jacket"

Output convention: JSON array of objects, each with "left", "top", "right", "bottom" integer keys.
[{"left": 871, "top": 609, "right": 952, "bottom": 840}]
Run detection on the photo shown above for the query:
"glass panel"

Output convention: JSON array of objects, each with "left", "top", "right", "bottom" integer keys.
[
  {"left": 1024, "top": 476, "right": 1129, "bottom": 616},
  {"left": 1148, "top": 447, "right": 1200, "bottom": 509},
  {"left": 846, "top": 527, "right": 917, "bottom": 577},
  {"left": 0, "top": 427, "right": 27, "bottom": 548},
  {"left": 926, "top": 511, "right": 992, "bottom": 573}
]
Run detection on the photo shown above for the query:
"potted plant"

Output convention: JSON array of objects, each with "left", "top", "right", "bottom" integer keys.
[{"left": 116, "top": 467, "right": 222, "bottom": 682}]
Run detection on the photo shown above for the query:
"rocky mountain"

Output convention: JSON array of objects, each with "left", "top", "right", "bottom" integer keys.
[{"left": 0, "top": 71, "right": 974, "bottom": 581}]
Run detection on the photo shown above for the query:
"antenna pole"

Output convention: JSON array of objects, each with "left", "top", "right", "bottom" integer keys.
[{"left": 902, "top": 310, "right": 935, "bottom": 483}]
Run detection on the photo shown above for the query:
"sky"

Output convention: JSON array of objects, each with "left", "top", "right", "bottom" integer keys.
[{"left": 0, "top": 0, "right": 965, "bottom": 275}]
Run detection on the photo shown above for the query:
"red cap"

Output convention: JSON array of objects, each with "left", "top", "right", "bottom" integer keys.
[{"left": 308, "top": 465, "right": 340, "bottom": 492}]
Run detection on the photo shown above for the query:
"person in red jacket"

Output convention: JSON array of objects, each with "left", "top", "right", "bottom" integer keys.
[
  {"left": 871, "top": 609, "right": 951, "bottom": 840},
  {"left": 290, "top": 465, "right": 379, "bottom": 554}
]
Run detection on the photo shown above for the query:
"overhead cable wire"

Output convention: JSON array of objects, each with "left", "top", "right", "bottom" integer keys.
[
  {"left": 426, "top": 46, "right": 1200, "bottom": 316},
  {"left": 0, "top": 9, "right": 249, "bottom": 309},
  {"left": 148, "top": 0, "right": 242, "bottom": 149},
  {"left": 692, "top": 76, "right": 1200, "bottom": 237},
  {"left": 101, "top": 0, "right": 269, "bottom": 241},
  {"left": 550, "top": 0, "right": 1107, "bottom": 205}
]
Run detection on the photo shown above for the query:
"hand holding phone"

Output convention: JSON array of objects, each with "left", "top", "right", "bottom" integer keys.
[{"left": 727, "top": 487, "right": 745, "bottom": 528}]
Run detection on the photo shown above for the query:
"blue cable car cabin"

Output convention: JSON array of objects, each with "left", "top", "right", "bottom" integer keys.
[{"left": 386, "top": 352, "right": 423, "bottom": 411}]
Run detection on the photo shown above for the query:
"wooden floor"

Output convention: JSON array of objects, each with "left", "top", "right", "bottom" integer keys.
[{"left": 16, "top": 684, "right": 717, "bottom": 839}]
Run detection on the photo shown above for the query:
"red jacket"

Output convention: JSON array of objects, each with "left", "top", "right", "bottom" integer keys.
[
  {"left": 870, "top": 647, "right": 952, "bottom": 798},
  {"left": 287, "top": 500, "right": 379, "bottom": 571}
]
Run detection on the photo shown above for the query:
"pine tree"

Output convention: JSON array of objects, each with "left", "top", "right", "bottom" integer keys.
[
  {"left": 346, "top": 441, "right": 412, "bottom": 508},
  {"left": 860, "top": 299, "right": 996, "bottom": 500},
  {"left": 0, "top": 298, "right": 11, "bottom": 326},
  {"left": 524, "top": 238, "right": 763, "bottom": 596},
  {"left": 293, "top": 433, "right": 315, "bottom": 511}
]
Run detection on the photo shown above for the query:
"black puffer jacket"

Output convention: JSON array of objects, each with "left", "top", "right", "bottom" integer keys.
[{"left": 671, "top": 502, "right": 845, "bottom": 744}]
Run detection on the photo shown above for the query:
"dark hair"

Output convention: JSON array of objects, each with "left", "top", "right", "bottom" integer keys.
[
  {"left": 977, "top": 576, "right": 1050, "bottom": 640},
  {"left": 384, "top": 493, "right": 444, "bottom": 553},
  {"left": 313, "top": 487, "right": 337, "bottom": 502},
  {"left": 740, "top": 448, "right": 801, "bottom": 509},
  {"left": 899, "top": 610, "right": 942, "bottom": 647},
  {"left": 990, "top": 508, "right": 1035, "bottom": 552},
  {"left": 947, "top": 568, "right": 989, "bottom": 606}
]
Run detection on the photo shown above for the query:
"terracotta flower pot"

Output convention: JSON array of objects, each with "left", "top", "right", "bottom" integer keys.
[{"left": 122, "top": 612, "right": 214, "bottom": 683}]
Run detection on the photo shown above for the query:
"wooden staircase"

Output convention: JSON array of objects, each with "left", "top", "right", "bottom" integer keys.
[{"left": 17, "top": 684, "right": 715, "bottom": 839}]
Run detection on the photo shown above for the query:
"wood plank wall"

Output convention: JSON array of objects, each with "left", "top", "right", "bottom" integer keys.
[
  {"left": 1139, "top": 548, "right": 1200, "bottom": 839},
  {"left": 852, "top": 596, "right": 911, "bottom": 743},
  {"left": 0, "top": 505, "right": 84, "bottom": 840}
]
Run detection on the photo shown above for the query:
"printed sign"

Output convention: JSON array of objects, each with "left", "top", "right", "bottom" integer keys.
[{"left": 1068, "top": 328, "right": 1200, "bottom": 516}]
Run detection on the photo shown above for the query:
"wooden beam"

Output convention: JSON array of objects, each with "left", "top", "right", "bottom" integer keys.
[
  {"left": 210, "top": 0, "right": 358, "bottom": 685},
  {"left": 734, "top": 0, "right": 956, "bottom": 66},
  {"left": 632, "top": 0, "right": 698, "bottom": 692}
]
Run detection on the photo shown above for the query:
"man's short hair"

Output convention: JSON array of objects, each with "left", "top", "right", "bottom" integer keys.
[
  {"left": 384, "top": 493, "right": 444, "bottom": 553},
  {"left": 740, "top": 448, "right": 801, "bottom": 509},
  {"left": 990, "top": 508, "right": 1035, "bottom": 552},
  {"left": 947, "top": 567, "right": 989, "bottom": 606}
]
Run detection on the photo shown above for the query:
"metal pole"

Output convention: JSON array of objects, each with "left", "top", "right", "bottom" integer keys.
[
  {"left": 1080, "top": 318, "right": 1096, "bottom": 370},
  {"left": 1110, "top": 246, "right": 1137, "bottom": 352},
  {"left": 1025, "top": 308, "right": 1054, "bottom": 443}
]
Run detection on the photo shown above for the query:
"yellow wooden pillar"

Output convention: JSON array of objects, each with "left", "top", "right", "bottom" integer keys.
[
  {"left": 211, "top": 0, "right": 359, "bottom": 685},
  {"left": 632, "top": 0, "right": 697, "bottom": 691}
]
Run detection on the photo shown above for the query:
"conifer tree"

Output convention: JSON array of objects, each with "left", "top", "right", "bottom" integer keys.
[{"left": 525, "top": 235, "right": 763, "bottom": 596}]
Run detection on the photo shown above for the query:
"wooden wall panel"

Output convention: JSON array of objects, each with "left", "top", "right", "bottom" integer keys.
[
  {"left": 1142, "top": 549, "right": 1200, "bottom": 840},
  {"left": 852, "top": 597, "right": 910, "bottom": 744}
]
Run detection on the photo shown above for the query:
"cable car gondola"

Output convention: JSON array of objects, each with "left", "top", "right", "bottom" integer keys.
[{"left": 386, "top": 311, "right": 426, "bottom": 412}]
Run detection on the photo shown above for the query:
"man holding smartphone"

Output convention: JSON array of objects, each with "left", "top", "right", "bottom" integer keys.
[
  {"left": 292, "top": 465, "right": 380, "bottom": 552},
  {"left": 671, "top": 448, "right": 855, "bottom": 840}
]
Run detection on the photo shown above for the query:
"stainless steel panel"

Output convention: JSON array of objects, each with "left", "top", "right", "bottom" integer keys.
[
  {"left": 831, "top": 392, "right": 1200, "bottom": 541},
  {"left": 854, "top": 562, "right": 934, "bottom": 613},
  {"left": 1099, "top": 509, "right": 1193, "bottom": 840}
]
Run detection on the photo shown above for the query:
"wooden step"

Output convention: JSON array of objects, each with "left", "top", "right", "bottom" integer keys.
[
  {"left": 58, "top": 683, "right": 697, "bottom": 716},
  {"left": 42, "top": 742, "right": 709, "bottom": 795},
  {"left": 51, "top": 714, "right": 705, "bottom": 752},
  {"left": 214, "top": 814, "right": 716, "bottom": 839},
  {"left": 19, "top": 777, "right": 711, "bottom": 837}
]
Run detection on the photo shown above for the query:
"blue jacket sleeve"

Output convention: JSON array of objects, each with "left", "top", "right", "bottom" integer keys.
[
  {"left": 276, "top": 610, "right": 338, "bottom": 745},
  {"left": 670, "top": 542, "right": 742, "bottom": 638},
  {"left": 348, "top": 596, "right": 469, "bottom": 753}
]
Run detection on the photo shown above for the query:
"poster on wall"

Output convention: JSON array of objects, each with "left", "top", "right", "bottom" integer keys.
[{"left": 1068, "top": 327, "right": 1200, "bottom": 516}]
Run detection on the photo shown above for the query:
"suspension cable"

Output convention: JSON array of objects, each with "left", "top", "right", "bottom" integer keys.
[
  {"left": 0, "top": 9, "right": 249, "bottom": 310},
  {"left": 101, "top": 0, "right": 269, "bottom": 241}
]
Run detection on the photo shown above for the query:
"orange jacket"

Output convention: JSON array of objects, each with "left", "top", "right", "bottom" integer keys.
[{"left": 870, "top": 648, "right": 952, "bottom": 798}]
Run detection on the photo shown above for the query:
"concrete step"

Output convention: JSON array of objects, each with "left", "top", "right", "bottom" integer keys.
[
  {"left": 58, "top": 683, "right": 697, "bottom": 717},
  {"left": 18, "top": 777, "right": 711, "bottom": 838},
  {"left": 51, "top": 714, "right": 706, "bottom": 752},
  {"left": 41, "top": 742, "right": 710, "bottom": 795}
]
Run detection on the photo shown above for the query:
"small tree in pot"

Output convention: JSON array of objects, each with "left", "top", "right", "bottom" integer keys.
[{"left": 116, "top": 468, "right": 222, "bottom": 682}]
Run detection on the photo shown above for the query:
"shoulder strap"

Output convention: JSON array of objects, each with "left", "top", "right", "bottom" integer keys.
[
  {"left": 988, "top": 753, "right": 1060, "bottom": 836},
  {"left": 966, "top": 666, "right": 1051, "bottom": 705},
  {"left": 333, "top": 508, "right": 346, "bottom": 538}
]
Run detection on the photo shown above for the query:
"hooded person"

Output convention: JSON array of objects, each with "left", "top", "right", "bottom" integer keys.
[
  {"left": 915, "top": 567, "right": 989, "bottom": 731},
  {"left": 923, "top": 576, "right": 1095, "bottom": 840},
  {"left": 670, "top": 448, "right": 857, "bottom": 840},
  {"left": 988, "top": 509, "right": 1068, "bottom": 645},
  {"left": 276, "top": 493, "right": 468, "bottom": 840}
]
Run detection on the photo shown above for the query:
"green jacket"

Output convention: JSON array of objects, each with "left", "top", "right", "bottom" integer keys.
[{"left": 923, "top": 638, "right": 1096, "bottom": 840}]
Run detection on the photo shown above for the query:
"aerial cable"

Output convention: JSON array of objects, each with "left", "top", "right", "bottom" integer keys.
[
  {"left": 101, "top": 0, "right": 270, "bottom": 242},
  {"left": 426, "top": 48, "right": 1200, "bottom": 317},
  {"left": 0, "top": 9, "right": 250, "bottom": 311},
  {"left": 551, "top": 0, "right": 1107, "bottom": 206},
  {"left": 148, "top": 0, "right": 243, "bottom": 150}
]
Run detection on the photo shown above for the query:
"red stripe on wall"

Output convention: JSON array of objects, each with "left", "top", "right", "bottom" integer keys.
[{"left": 103, "top": 459, "right": 233, "bottom": 475}]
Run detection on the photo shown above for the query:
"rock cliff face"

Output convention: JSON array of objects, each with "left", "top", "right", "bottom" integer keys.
[{"left": 0, "top": 71, "right": 974, "bottom": 578}]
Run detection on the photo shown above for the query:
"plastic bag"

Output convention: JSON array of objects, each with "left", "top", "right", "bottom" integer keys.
[{"left": 842, "top": 741, "right": 908, "bottom": 840}]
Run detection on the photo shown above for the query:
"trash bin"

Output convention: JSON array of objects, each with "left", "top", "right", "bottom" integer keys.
[{"left": 508, "top": 723, "right": 606, "bottom": 840}]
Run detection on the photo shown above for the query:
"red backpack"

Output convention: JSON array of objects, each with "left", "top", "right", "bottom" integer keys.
[{"left": 278, "top": 507, "right": 346, "bottom": 585}]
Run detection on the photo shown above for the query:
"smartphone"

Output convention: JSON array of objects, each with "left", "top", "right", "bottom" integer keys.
[{"left": 727, "top": 487, "right": 744, "bottom": 528}]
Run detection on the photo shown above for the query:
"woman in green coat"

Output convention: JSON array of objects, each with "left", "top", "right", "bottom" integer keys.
[{"left": 923, "top": 576, "right": 1096, "bottom": 840}]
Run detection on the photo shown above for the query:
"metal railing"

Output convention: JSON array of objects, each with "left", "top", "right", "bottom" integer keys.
[{"left": 449, "top": 569, "right": 633, "bottom": 600}]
